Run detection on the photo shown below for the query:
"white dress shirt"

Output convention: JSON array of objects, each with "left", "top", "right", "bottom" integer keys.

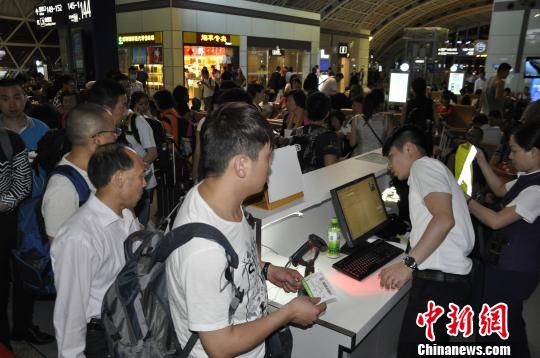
[{"left": 51, "top": 195, "right": 140, "bottom": 358}]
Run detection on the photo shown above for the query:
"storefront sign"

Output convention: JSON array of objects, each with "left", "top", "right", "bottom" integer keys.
[
  {"left": 270, "top": 48, "right": 284, "bottom": 56},
  {"left": 337, "top": 43, "right": 349, "bottom": 57},
  {"left": 198, "top": 33, "right": 231, "bottom": 46},
  {"left": 118, "top": 32, "right": 162, "bottom": 46}
]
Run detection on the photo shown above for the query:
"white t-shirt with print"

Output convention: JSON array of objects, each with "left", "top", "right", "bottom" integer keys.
[
  {"left": 42, "top": 155, "right": 96, "bottom": 238},
  {"left": 407, "top": 157, "right": 475, "bottom": 275},
  {"left": 504, "top": 170, "right": 540, "bottom": 224},
  {"left": 125, "top": 112, "right": 157, "bottom": 189},
  {"left": 166, "top": 184, "right": 267, "bottom": 358}
]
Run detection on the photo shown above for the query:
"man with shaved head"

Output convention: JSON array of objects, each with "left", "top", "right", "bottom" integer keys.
[{"left": 41, "top": 103, "right": 119, "bottom": 241}]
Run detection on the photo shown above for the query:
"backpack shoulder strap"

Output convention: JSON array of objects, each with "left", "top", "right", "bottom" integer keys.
[
  {"left": 130, "top": 113, "right": 142, "bottom": 145},
  {"left": 52, "top": 165, "right": 91, "bottom": 206},
  {"left": 156, "top": 222, "right": 238, "bottom": 267},
  {"left": 0, "top": 128, "right": 13, "bottom": 162},
  {"left": 156, "top": 222, "right": 243, "bottom": 317}
]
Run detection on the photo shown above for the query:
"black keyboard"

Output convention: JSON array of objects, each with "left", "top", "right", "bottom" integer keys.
[{"left": 332, "top": 240, "right": 404, "bottom": 281}]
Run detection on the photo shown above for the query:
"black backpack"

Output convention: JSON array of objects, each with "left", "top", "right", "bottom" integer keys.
[{"left": 101, "top": 223, "right": 242, "bottom": 358}]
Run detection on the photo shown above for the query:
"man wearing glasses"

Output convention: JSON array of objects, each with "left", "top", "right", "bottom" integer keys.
[{"left": 42, "top": 103, "right": 118, "bottom": 241}]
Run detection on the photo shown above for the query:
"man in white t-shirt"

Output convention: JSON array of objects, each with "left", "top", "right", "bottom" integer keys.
[
  {"left": 123, "top": 110, "right": 157, "bottom": 226},
  {"left": 166, "top": 102, "right": 326, "bottom": 358},
  {"left": 380, "top": 125, "right": 475, "bottom": 358},
  {"left": 320, "top": 71, "right": 337, "bottom": 96},
  {"left": 42, "top": 103, "right": 118, "bottom": 241}
]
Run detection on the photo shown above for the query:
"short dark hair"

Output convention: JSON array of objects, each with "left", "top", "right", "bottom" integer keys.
[
  {"left": 383, "top": 125, "right": 429, "bottom": 157},
  {"left": 219, "top": 80, "right": 237, "bottom": 90},
  {"left": 152, "top": 89, "right": 175, "bottom": 110},
  {"left": 284, "top": 89, "right": 307, "bottom": 109},
  {"left": 351, "top": 95, "right": 363, "bottom": 104},
  {"left": 488, "top": 110, "right": 502, "bottom": 119},
  {"left": 191, "top": 97, "right": 202, "bottom": 111},
  {"left": 246, "top": 83, "right": 264, "bottom": 99},
  {"left": 88, "top": 143, "right": 134, "bottom": 189},
  {"left": 128, "top": 66, "right": 137, "bottom": 72},
  {"left": 472, "top": 113, "right": 489, "bottom": 127},
  {"left": 0, "top": 78, "right": 24, "bottom": 91},
  {"left": 329, "top": 109, "right": 346, "bottom": 125},
  {"left": 330, "top": 93, "right": 351, "bottom": 110},
  {"left": 87, "top": 79, "right": 126, "bottom": 108},
  {"left": 498, "top": 62, "right": 512, "bottom": 72},
  {"left": 66, "top": 103, "right": 109, "bottom": 145},
  {"left": 60, "top": 74, "right": 75, "bottom": 85},
  {"left": 306, "top": 92, "right": 330, "bottom": 121},
  {"left": 216, "top": 88, "right": 252, "bottom": 105},
  {"left": 511, "top": 121, "right": 540, "bottom": 151},
  {"left": 411, "top": 77, "right": 427, "bottom": 96},
  {"left": 203, "top": 102, "right": 274, "bottom": 176},
  {"left": 113, "top": 73, "right": 129, "bottom": 82},
  {"left": 129, "top": 91, "right": 148, "bottom": 110},
  {"left": 172, "top": 85, "right": 189, "bottom": 104}
]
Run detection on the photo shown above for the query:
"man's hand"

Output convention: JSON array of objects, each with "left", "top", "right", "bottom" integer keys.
[
  {"left": 0, "top": 202, "right": 10, "bottom": 213},
  {"left": 379, "top": 263, "right": 412, "bottom": 290},
  {"left": 267, "top": 265, "right": 303, "bottom": 293},
  {"left": 285, "top": 296, "right": 326, "bottom": 326}
]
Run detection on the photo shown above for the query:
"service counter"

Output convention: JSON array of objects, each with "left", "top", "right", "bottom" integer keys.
[{"left": 246, "top": 150, "right": 410, "bottom": 357}]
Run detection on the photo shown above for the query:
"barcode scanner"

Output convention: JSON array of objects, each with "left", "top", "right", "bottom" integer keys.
[{"left": 289, "top": 234, "right": 328, "bottom": 267}]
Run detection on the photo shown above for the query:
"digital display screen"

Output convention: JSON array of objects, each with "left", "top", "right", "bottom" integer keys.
[
  {"left": 388, "top": 72, "right": 409, "bottom": 103},
  {"left": 530, "top": 78, "right": 540, "bottom": 102},
  {"left": 448, "top": 72, "right": 464, "bottom": 95},
  {"left": 525, "top": 57, "right": 540, "bottom": 78}
]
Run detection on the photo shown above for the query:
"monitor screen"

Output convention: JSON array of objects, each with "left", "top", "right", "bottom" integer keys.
[
  {"left": 330, "top": 174, "right": 389, "bottom": 248},
  {"left": 525, "top": 57, "right": 540, "bottom": 78},
  {"left": 531, "top": 78, "right": 540, "bottom": 102},
  {"left": 448, "top": 72, "right": 464, "bottom": 95},
  {"left": 388, "top": 72, "right": 409, "bottom": 103}
]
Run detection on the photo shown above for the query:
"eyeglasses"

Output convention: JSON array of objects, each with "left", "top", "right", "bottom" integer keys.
[{"left": 92, "top": 127, "right": 122, "bottom": 138}]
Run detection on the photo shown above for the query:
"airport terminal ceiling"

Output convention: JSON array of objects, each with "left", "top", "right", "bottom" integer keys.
[
  {"left": 0, "top": 0, "right": 60, "bottom": 71},
  {"left": 248, "top": 0, "right": 493, "bottom": 58},
  {"left": 0, "top": 0, "right": 493, "bottom": 69}
]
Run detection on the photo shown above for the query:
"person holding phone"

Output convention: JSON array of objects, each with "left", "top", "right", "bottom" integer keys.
[{"left": 466, "top": 121, "right": 540, "bottom": 358}]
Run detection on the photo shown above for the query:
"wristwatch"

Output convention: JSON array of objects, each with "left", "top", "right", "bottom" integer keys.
[
  {"left": 262, "top": 262, "right": 271, "bottom": 280},
  {"left": 403, "top": 255, "right": 418, "bottom": 270}
]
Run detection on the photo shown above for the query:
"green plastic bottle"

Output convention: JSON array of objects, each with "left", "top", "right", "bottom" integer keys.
[{"left": 327, "top": 217, "right": 341, "bottom": 258}]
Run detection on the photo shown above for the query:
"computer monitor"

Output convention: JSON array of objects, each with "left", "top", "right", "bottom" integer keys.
[{"left": 330, "top": 173, "right": 389, "bottom": 249}]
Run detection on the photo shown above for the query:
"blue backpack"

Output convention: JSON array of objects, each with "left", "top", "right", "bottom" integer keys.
[{"left": 12, "top": 165, "right": 91, "bottom": 295}]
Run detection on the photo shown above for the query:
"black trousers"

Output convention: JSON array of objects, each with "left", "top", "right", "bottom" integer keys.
[
  {"left": 0, "top": 209, "right": 36, "bottom": 348},
  {"left": 84, "top": 322, "right": 110, "bottom": 358},
  {"left": 477, "top": 265, "right": 539, "bottom": 358},
  {"left": 0, "top": 210, "right": 16, "bottom": 348},
  {"left": 397, "top": 275, "right": 471, "bottom": 358}
]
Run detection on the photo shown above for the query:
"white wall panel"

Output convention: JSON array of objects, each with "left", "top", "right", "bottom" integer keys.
[
  {"left": 225, "top": 14, "right": 252, "bottom": 35},
  {"left": 173, "top": 9, "right": 197, "bottom": 32},
  {"left": 142, "top": 8, "right": 171, "bottom": 31},
  {"left": 251, "top": 18, "right": 275, "bottom": 38},
  {"left": 196, "top": 11, "right": 227, "bottom": 33}
]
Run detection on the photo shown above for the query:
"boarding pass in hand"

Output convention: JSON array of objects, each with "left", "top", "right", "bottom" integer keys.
[{"left": 302, "top": 272, "right": 336, "bottom": 303}]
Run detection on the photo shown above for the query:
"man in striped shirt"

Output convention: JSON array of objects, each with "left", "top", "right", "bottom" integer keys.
[
  {"left": 0, "top": 78, "right": 53, "bottom": 347},
  {"left": 0, "top": 128, "right": 31, "bottom": 352}
]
